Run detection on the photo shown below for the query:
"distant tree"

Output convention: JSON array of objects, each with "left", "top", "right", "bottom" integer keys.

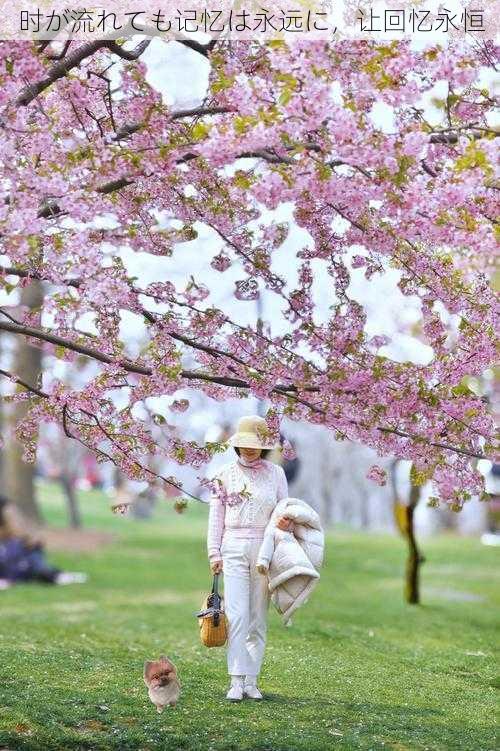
[
  {"left": 40, "top": 424, "right": 84, "bottom": 528},
  {"left": 391, "top": 459, "right": 425, "bottom": 604}
]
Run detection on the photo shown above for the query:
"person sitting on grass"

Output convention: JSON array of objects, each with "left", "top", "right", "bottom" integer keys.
[{"left": 0, "top": 494, "right": 87, "bottom": 590}]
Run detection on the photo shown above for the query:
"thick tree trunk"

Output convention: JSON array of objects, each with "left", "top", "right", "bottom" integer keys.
[
  {"left": 405, "top": 483, "right": 424, "bottom": 605},
  {"left": 4, "top": 281, "right": 44, "bottom": 523},
  {"left": 0, "top": 333, "right": 3, "bottom": 484}
]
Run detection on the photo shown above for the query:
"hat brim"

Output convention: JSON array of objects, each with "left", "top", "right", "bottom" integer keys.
[{"left": 227, "top": 431, "right": 281, "bottom": 450}]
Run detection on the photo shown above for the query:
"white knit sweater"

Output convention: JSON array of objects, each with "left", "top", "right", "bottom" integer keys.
[{"left": 206, "top": 457, "right": 289, "bottom": 563}]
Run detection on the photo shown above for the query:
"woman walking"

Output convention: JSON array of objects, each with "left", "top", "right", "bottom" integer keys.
[{"left": 206, "top": 415, "right": 292, "bottom": 701}]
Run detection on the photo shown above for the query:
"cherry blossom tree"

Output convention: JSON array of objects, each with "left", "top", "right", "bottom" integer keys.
[{"left": 0, "top": 35, "right": 498, "bottom": 512}]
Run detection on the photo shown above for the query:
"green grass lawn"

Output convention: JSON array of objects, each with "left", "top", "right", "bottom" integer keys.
[{"left": 0, "top": 482, "right": 498, "bottom": 751}]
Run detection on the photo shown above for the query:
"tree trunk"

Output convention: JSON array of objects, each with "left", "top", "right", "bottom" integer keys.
[
  {"left": 405, "top": 483, "right": 424, "bottom": 604},
  {"left": 4, "top": 281, "right": 44, "bottom": 523},
  {"left": 390, "top": 459, "right": 425, "bottom": 605},
  {"left": 59, "top": 474, "right": 82, "bottom": 528},
  {"left": 0, "top": 333, "right": 3, "bottom": 484}
]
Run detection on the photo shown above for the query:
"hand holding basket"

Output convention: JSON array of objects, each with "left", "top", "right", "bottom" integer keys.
[{"left": 196, "top": 573, "right": 228, "bottom": 647}]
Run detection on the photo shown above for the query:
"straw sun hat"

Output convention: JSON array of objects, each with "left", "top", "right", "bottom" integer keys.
[{"left": 227, "top": 415, "right": 281, "bottom": 450}]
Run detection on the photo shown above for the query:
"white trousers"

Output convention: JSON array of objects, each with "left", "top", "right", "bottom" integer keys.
[{"left": 221, "top": 534, "right": 271, "bottom": 677}]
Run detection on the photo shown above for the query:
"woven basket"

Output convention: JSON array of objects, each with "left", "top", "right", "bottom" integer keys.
[{"left": 197, "top": 574, "right": 228, "bottom": 648}]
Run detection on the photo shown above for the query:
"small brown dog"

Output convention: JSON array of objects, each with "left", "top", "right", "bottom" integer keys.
[{"left": 143, "top": 655, "right": 181, "bottom": 712}]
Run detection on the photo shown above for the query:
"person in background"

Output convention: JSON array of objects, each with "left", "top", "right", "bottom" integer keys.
[
  {"left": 266, "top": 433, "right": 300, "bottom": 486},
  {"left": 0, "top": 495, "right": 87, "bottom": 589}
]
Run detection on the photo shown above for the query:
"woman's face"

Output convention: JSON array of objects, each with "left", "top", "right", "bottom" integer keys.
[{"left": 239, "top": 447, "right": 262, "bottom": 462}]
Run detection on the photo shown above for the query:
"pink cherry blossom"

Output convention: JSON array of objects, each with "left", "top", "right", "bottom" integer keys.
[
  {"left": 366, "top": 466, "right": 388, "bottom": 487},
  {"left": 0, "top": 37, "right": 495, "bottom": 512}
]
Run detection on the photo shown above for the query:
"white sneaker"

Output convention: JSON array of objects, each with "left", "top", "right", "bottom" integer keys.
[
  {"left": 226, "top": 684, "right": 244, "bottom": 701},
  {"left": 243, "top": 683, "right": 263, "bottom": 700}
]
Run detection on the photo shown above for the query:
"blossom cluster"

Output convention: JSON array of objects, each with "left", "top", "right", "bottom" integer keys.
[{"left": 0, "top": 37, "right": 497, "bottom": 510}]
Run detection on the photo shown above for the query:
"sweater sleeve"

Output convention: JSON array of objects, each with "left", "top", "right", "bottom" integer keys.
[{"left": 206, "top": 470, "right": 226, "bottom": 562}]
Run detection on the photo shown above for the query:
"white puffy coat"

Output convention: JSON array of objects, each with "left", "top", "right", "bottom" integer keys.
[{"left": 256, "top": 497, "right": 324, "bottom": 625}]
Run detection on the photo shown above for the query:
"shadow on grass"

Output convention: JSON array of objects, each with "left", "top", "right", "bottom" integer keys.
[{"left": 263, "top": 693, "right": 445, "bottom": 718}]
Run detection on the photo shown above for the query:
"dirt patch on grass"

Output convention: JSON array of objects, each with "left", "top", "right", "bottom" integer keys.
[
  {"left": 76, "top": 718, "right": 108, "bottom": 733},
  {"left": 44, "top": 527, "right": 116, "bottom": 552}
]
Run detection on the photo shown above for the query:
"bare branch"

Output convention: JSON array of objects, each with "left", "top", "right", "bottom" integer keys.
[
  {"left": 429, "top": 129, "right": 498, "bottom": 144},
  {"left": 0, "top": 319, "right": 150, "bottom": 374},
  {"left": 176, "top": 36, "right": 217, "bottom": 57},
  {"left": 0, "top": 265, "right": 79, "bottom": 288},
  {"left": 421, "top": 159, "right": 438, "bottom": 177},
  {"left": 104, "top": 39, "right": 151, "bottom": 61},
  {"left": 0, "top": 367, "right": 48, "bottom": 398}
]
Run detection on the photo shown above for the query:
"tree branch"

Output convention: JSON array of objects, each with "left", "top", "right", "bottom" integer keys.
[
  {"left": 0, "top": 319, "right": 151, "bottom": 375},
  {"left": 104, "top": 40, "right": 151, "bottom": 61},
  {"left": 0, "top": 318, "right": 489, "bottom": 460},
  {"left": 0, "top": 367, "right": 48, "bottom": 398},
  {"left": 5, "top": 119, "right": 496, "bottom": 220},
  {"left": 0, "top": 317, "right": 292, "bottom": 390},
  {"left": 0, "top": 372, "right": 205, "bottom": 503},
  {"left": 112, "top": 106, "right": 232, "bottom": 140},
  {"left": 176, "top": 36, "right": 218, "bottom": 58},
  {"left": 0, "top": 266, "right": 272, "bottom": 375},
  {"left": 14, "top": 38, "right": 151, "bottom": 107}
]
